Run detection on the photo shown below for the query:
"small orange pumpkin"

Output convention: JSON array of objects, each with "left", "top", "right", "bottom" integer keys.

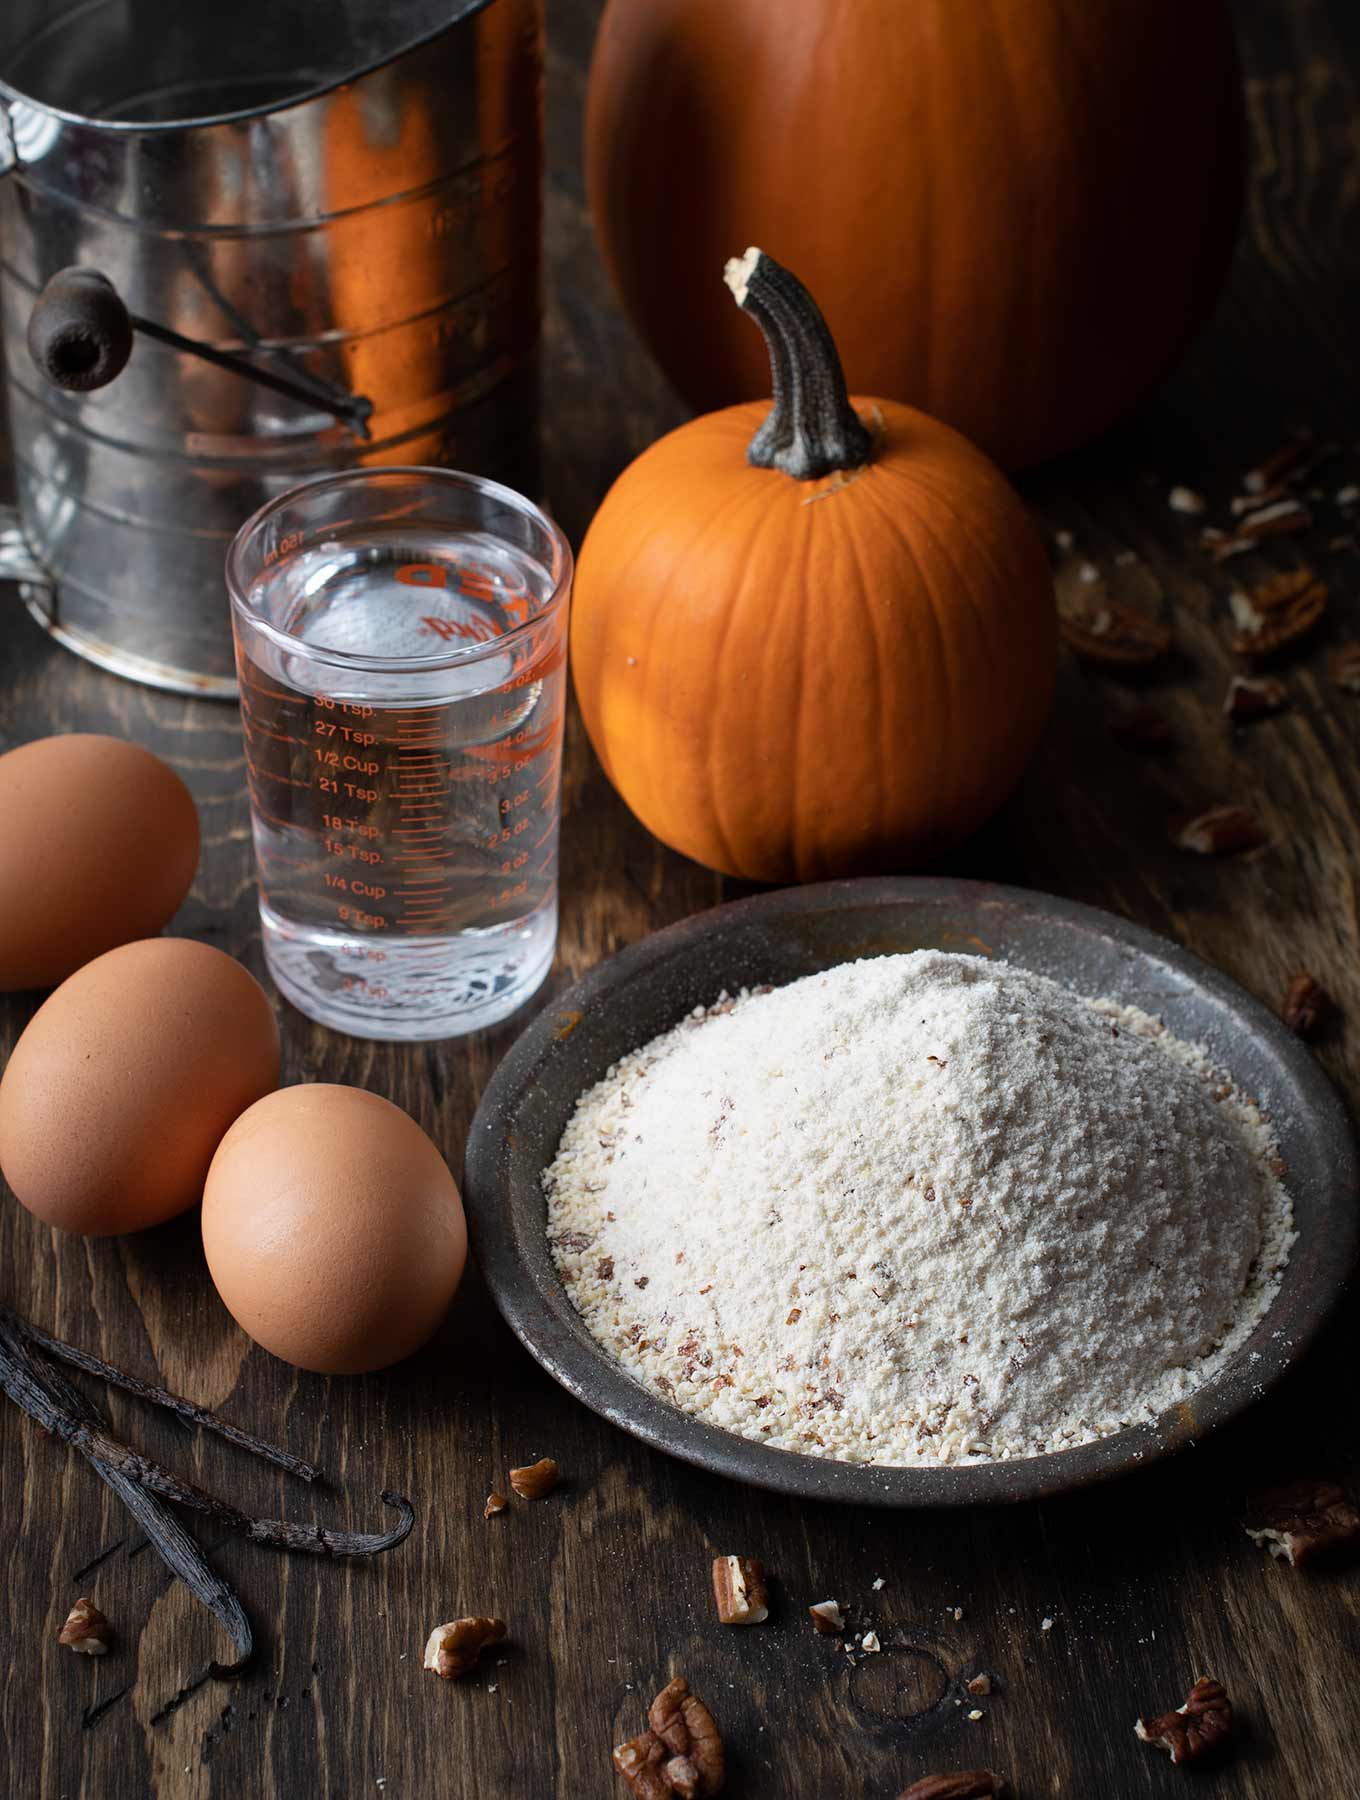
[{"left": 571, "top": 251, "right": 1056, "bottom": 883}]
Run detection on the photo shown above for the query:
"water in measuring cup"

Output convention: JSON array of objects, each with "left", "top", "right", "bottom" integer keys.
[{"left": 236, "top": 525, "right": 566, "bottom": 1039}]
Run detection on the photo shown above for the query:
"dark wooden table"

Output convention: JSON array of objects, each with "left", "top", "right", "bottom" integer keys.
[{"left": 4, "top": 3, "right": 1359, "bottom": 1794}]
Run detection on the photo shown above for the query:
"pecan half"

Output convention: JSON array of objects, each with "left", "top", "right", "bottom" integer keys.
[
  {"left": 1224, "top": 675, "right": 1288, "bottom": 721},
  {"left": 711, "top": 1555, "right": 768, "bottom": 1626},
  {"left": 896, "top": 1774, "right": 1007, "bottom": 1800},
  {"left": 1331, "top": 642, "right": 1360, "bottom": 693},
  {"left": 614, "top": 1677, "right": 724, "bottom": 1798},
  {"left": 1229, "top": 569, "right": 1326, "bottom": 659},
  {"left": 1171, "top": 806, "right": 1268, "bottom": 856},
  {"left": 423, "top": 1616, "right": 506, "bottom": 1681},
  {"left": 1058, "top": 594, "right": 1172, "bottom": 668},
  {"left": 1281, "top": 973, "right": 1329, "bottom": 1037},
  {"left": 509, "top": 1457, "right": 559, "bottom": 1500},
  {"left": 58, "top": 1597, "right": 113, "bottom": 1655},
  {"left": 1245, "top": 1478, "right": 1360, "bottom": 1567},
  {"left": 1135, "top": 1675, "right": 1232, "bottom": 1764}
]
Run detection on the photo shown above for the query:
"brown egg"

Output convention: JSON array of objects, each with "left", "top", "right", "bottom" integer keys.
[
  {"left": 0, "top": 734, "right": 200, "bottom": 991},
  {"left": 0, "top": 938, "right": 280, "bottom": 1235},
  {"left": 201, "top": 1085, "right": 467, "bottom": 1374}
]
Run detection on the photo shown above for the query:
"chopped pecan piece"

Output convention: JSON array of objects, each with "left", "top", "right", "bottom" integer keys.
[
  {"left": 484, "top": 1491, "right": 509, "bottom": 1519},
  {"left": 896, "top": 1774, "right": 1007, "bottom": 1800},
  {"left": 1281, "top": 973, "right": 1329, "bottom": 1038},
  {"left": 58, "top": 1597, "right": 113, "bottom": 1655},
  {"left": 1171, "top": 806, "right": 1268, "bottom": 856},
  {"left": 1058, "top": 594, "right": 1172, "bottom": 668},
  {"left": 1135, "top": 1675, "right": 1232, "bottom": 1765},
  {"left": 1224, "top": 675, "right": 1288, "bottom": 721},
  {"left": 423, "top": 1615, "right": 506, "bottom": 1681},
  {"left": 1235, "top": 497, "right": 1313, "bottom": 540},
  {"left": 1229, "top": 569, "right": 1326, "bottom": 659},
  {"left": 1168, "top": 485, "right": 1206, "bottom": 516},
  {"left": 1245, "top": 1478, "right": 1360, "bottom": 1567},
  {"left": 808, "top": 1599, "right": 845, "bottom": 1635},
  {"left": 508, "top": 1457, "right": 559, "bottom": 1500},
  {"left": 1244, "top": 429, "right": 1314, "bottom": 495},
  {"left": 711, "top": 1555, "right": 768, "bottom": 1625},
  {"left": 614, "top": 1677, "right": 724, "bottom": 1797},
  {"left": 965, "top": 1674, "right": 993, "bottom": 1696},
  {"left": 1331, "top": 642, "right": 1360, "bottom": 693}
]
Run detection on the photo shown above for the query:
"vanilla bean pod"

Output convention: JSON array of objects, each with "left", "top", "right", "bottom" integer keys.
[
  {"left": 0, "top": 1318, "right": 414, "bottom": 1558},
  {"left": 4, "top": 1328, "right": 253, "bottom": 1677},
  {"left": 1, "top": 1307, "right": 321, "bottom": 1483}
]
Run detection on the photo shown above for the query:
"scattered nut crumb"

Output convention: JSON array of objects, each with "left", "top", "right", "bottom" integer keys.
[
  {"left": 1135, "top": 1675, "right": 1232, "bottom": 1765},
  {"left": 1171, "top": 805, "right": 1267, "bottom": 857},
  {"left": 1053, "top": 529, "right": 1075, "bottom": 553},
  {"left": 966, "top": 1675, "right": 993, "bottom": 1697},
  {"left": 1078, "top": 562, "right": 1101, "bottom": 583},
  {"left": 1245, "top": 430, "right": 1314, "bottom": 496},
  {"left": 952, "top": 1607, "right": 963, "bottom": 1622},
  {"left": 967, "top": 1710, "right": 985, "bottom": 1722},
  {"left": 860, "top": 1631, "right": 881, "bottom": 1653},
  {"left": 613, "top": 1675, "right": 724, "bottom": 1798},
  {"left": 871, "top": 1576, "right": 886, "bottom": 1591},
  {"left": 484, "top": 1492, "right": 508, "bottom": 1519},
  {"left": 809, "top": 1599, "right": 845, "bottom": 1635},
  {"left": 1245, "top": 1477, "right": 1360, "bottom": 1567},
  {"left": 1281, "top": 973, "right": 1329, "bottom": 1038},
  {"left": 712, "top": 1555, "right": 769, "bottom": 1626},
  {"left": 508, "top": 1457, "right": 559, "bottom": 1501},
  {"left": 58, "top": 1597, "right": 112, "bottom": 1656},
  {"left": 1168, "top": 485, "right": 1207, "bottom": 516},
  {"left": 1040, "top": 1617, "right": 1054, "bottom": 1633},
  {"left": 423, "top": 1616, "right": 506, "bottom": 1681},
  {"left": 1337, "top": 484, "right": 1359, "bottom": 508},
  {"left": 1224, "top": 675, "right": 1288, "bottom": 722}
]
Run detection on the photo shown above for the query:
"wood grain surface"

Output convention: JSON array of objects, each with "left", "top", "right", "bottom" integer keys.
[{"left": 3, "top": 1, "right": 1359, "bottom": 1795}]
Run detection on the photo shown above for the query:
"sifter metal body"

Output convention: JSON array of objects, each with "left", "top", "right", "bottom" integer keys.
[{"left": 0, "top": 0, "right": 543, "bottom": 695}]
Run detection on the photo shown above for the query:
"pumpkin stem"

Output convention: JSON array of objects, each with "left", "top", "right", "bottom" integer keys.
[{"left": 724, "top": 247, "right": 874, "bottom": 481}]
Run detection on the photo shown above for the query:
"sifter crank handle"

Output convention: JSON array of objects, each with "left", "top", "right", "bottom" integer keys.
[{"left": 26, "top": 267, "right": 374, "bottom": 440}]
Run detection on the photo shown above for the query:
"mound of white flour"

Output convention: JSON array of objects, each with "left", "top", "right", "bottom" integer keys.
[{"left": 545, "top": 951, "right": 1294, "bottom": 1466}]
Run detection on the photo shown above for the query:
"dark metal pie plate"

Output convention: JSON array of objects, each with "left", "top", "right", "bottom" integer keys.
[{"left": 463, "top": 878, "right": 1357, "bottom": 1507}]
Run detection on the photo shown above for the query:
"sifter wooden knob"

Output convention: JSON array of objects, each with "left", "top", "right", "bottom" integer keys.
[{"left": 26, "top": 267, "right": 135, "bottom": 392}]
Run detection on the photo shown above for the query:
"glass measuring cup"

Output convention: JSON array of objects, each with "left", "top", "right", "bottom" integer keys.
[{"left": 227, "top": 468, "right": 572, "bottom": 1040}]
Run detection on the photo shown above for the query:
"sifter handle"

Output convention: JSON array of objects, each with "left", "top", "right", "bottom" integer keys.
[
  {"left": 25, "top": 265, "right": 374, "bottom": 438},
  {"left": 27, "top": 268, "right": 134, "bottom": 392}
]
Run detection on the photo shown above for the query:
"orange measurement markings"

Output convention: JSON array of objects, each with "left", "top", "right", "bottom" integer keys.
[{"left": 242, "top": 720, "right": 301, "bottom": 748}]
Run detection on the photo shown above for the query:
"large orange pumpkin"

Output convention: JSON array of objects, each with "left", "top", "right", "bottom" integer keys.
[
  {"left": 586, "top": 0, "right": 1244, "bottom": 471},
  {"left": 571, "top": 251, "right": 1056, "bottom": 883}
]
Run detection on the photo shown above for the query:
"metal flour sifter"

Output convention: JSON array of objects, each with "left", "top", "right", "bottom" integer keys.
[{"left": 0, "top": 0, "right": 543, "bottom": 695}]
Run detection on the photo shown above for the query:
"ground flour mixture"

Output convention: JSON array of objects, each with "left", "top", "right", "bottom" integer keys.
[{"left": 545, "top": 952, "right": 1295, "bottom": 1466}]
